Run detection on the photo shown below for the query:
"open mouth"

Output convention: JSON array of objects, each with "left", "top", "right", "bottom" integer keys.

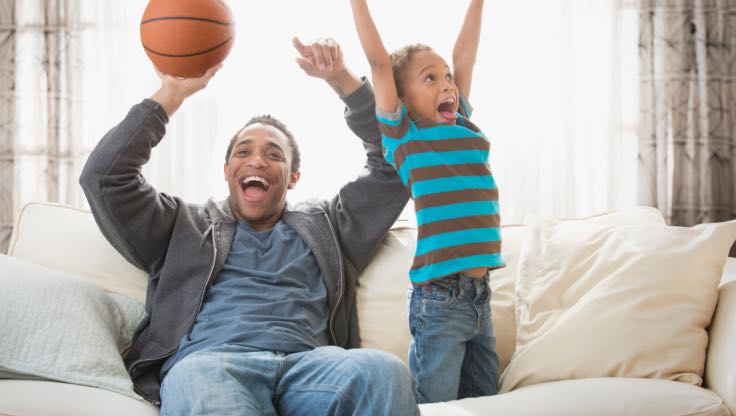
[
  {"left": 240, "top": 175, "right": 271, "bottom": 202},
  {"left": 437, "top": 97, "right": 457, "bottom": 122}
]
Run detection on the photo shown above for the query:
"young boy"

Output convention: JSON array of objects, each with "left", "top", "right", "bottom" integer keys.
[{"left": 349, "top": 0, "right": 502, "bottom": 404}]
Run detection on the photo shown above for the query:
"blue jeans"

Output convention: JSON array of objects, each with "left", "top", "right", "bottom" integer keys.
[
  {"left": 160, "top": 344, "right": 419, "bottom": 416},
  {"left": 408, "top": 273, "right": 500, "bottom": 404}
]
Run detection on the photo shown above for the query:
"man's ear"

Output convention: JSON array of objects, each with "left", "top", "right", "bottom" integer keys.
[
  {"left": 223, "top": 162, "right": 229, "bottom": 181},
  {"left": 288, "top": 171, "right": 300, "bottom": 189}
]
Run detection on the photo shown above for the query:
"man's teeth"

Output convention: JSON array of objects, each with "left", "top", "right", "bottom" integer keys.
[{"left": 242, "top": 176, "right": 270, "bottom": 187}]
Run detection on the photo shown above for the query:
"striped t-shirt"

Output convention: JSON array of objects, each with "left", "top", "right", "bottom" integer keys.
[{"left": 377, "top": 98, "right": 503, "bottom": 284}]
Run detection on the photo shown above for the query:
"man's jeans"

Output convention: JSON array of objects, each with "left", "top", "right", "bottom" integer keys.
[
  {"left": 408, "top": 273, "right": 500, "bottom": 404},
  {"left": 160, "top": 345, "right": 419, "bottom": 416}
]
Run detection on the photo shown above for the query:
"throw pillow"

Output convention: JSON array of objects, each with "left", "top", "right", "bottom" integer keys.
[
  {"left": 499, "top": 216, "right": 736, "bottom": 393},
  {"left": 0, "top": 254, "right": 146, "bottom": 400},
  {"left": 490, "top": 206, "right": 666, "bottom": 374}
]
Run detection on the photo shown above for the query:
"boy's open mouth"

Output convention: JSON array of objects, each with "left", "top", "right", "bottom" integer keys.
[
  {"left": 241, "top": 176, "right": 271, "bottom": 202},
  {"left": 437, "top": 97, "right": 457, "bottom": 122}
]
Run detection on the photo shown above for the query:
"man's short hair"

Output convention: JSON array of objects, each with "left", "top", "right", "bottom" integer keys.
[{"left": 225, "top": 115, "right": 301, "bottom": 172}]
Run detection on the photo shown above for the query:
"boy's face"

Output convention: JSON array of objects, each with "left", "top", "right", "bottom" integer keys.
[
  {"left": 400, "top": 50, "right": 459, "bottom": 126},
  {"left": 223, "top": 123, "right": 300, "bottom": 231}
]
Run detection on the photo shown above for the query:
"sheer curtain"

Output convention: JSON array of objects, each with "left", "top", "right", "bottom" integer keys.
[
  {"left": 1, "top": 0, "right": 93, "bottom": 252},
  {"left": 639, "top": 0, "right": 736, "bottom": 226},
  {"left": 4, "top": 0, "right": 639, "bottom": 252},
  {"left": 485, "top": 0, "right": 639, "bottom": 223}
]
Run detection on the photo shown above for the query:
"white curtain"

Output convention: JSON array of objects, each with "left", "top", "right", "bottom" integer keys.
[
  {"left": 1, "top": 0, "right": 93, "bottom": 252},
  {"left": 5, "top": 0, "right": 639, "bottom": 253},
  {"left": 484, "top": 0, "right": 639, "bottom": 222}
]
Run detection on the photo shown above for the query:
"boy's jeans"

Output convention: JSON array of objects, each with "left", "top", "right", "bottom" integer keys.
[
  {"left": 408, "top": 273, "right": 500, "bottom": 404},
  {"left": 160, "top": 345, "right": 419, "bottom": 416}
]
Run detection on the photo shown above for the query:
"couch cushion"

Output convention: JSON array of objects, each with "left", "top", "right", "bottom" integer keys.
[
  {"left": 0, "top": 380, "right": 159, "bottom": 416},
  {"left": 500, "top": 217, "right": 736, "bottom": 393},
  {"left": 8, "top": 202, "right": 147, "bottom": 303},
  {"left": 0, "top": 255, "right": 145, "bottom": 400},
  {"left": 419, "top": 378, "right": 729, "bottom": 416}
]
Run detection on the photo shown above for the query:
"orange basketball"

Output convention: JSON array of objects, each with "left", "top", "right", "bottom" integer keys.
[{"left": 140, "top": 0, "right": 234, "bottom": 78}]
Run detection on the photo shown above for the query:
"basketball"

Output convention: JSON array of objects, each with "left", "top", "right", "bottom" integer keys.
[{"left": 140, "top": 0, "right": 234, "bottom": 78}]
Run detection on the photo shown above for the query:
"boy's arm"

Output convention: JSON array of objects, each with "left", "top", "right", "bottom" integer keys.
[
  {"left": 350, "top": 0, "right": 399, "bottom": 114},
  {"left": 453, "top": 0, "right": 484, "bottom": 100}
]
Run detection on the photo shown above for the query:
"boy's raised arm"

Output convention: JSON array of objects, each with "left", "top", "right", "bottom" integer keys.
[
  {"left": 349, "top": 0, "right": 399, "bottom": 114},
  {"left": 453, "top": 0, "right": 484, "bottom": 100}
]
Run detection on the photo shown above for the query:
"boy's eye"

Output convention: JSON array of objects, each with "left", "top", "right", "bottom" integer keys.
[
  {"left": 446, "top": 73, "right": 453, "bottom": 81},
  {"left": 424, "top": 74, "right": 435, "bottom": 82}
]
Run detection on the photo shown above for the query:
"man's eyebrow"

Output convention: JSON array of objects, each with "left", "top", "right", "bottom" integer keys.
[{"left": 235, "top": 138, "right": 285, "bottom": 152}]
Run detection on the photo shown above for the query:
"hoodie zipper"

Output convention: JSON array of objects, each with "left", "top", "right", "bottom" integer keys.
[
  {"left": 322, "top": 212, "right": 344, "bottom": 345},
  {"left": 129, "top": 220, "right": 220, "bottom": 405}
]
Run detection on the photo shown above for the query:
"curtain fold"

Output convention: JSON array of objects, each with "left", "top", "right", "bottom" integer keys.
[
  {"left": 1, "top": 0, "right": 86, "bottom": 253},
  {"left": 0, "top": 0, "right": 15, "bottom": 252},
  {"left": 639, "top": 0, "right": 736, "bottom": 226}
]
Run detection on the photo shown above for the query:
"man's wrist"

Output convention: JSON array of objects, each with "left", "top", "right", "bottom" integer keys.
[
  {"left": 150, "top": 85, "right": 187, "bottom": 117},
  {"left": 326, "top": 69, "right": 362, "bottom": 98}
]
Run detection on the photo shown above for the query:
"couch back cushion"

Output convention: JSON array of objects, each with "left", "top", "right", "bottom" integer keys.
[{"left": 8, "top": 202, "right": 147, "bottom": 303}]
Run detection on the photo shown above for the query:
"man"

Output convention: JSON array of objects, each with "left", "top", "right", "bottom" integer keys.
[{"left": 79, "top": 38, "right": 417, "bottom": 415}]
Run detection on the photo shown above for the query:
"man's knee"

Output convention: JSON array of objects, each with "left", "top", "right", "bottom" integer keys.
[{"left": 349, "top": 349, "right": 413, "bottom": 385}]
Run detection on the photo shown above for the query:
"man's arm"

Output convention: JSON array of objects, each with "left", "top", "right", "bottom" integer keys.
[
  {"left": 79, "top": 65, "right": 221, "bottom": 273},
  {"left": 293, "top": 37, "right": 362, "bottom": 98},
  {"left": 294, "top": 36, "right": 409, "bottom": 272},
  {"left": 349, "top": 0, "right": 400, "bottom": 114},
  {"left": 453, "top": 0, "right": 484, "bottom": 100}
]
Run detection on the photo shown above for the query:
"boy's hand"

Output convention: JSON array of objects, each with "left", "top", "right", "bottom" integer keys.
[{"left": 293, "top": 36, "right": 346, "bottom": 82}]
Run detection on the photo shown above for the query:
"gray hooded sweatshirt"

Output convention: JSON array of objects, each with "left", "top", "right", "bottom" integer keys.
[{"left": 79, "top": 81, "right": 409, "bottom": 404}]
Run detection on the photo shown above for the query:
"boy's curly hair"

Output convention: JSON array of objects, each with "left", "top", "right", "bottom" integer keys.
[
  {"left": 390, "top": 43, "right": 433, "bottom": 97},
  {"left": 225, "top": 114, "right": 301, "bottom": 173}
]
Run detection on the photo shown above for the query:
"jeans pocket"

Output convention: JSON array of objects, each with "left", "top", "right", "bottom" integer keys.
[{"left": 418, "top": 279, "right": 460, "bottom": 308}]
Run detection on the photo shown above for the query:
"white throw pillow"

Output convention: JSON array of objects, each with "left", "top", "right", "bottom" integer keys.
[
  {"left": 490, "top": 206, "right": 666, "bottom": 374},
  {"left": 499, "top": 216, "right": 736, "bottom": 393},
  {"left": 0, "top": 254, "right": 146, "bottom": 400}
]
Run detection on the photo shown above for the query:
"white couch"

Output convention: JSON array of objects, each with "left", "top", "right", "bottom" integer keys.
[{"left": 1, "top": 202, "right": 735, "bottom": 416}]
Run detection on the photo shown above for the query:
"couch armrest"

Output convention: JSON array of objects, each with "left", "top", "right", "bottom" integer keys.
[{"left": 705, "top": 276, "right": 736, "bottom": 414}]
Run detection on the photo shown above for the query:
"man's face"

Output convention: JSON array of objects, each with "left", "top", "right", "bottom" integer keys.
[
  {"left": 401, "top": 50, "right": 459, "bottom": 126},
  {"left": 224, "top": 123, "right": 300, "bottom": 231}
]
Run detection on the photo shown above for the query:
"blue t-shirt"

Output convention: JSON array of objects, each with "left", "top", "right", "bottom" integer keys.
[{"left": 160, "top": 219, "right": 329, "bottom": 377}]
